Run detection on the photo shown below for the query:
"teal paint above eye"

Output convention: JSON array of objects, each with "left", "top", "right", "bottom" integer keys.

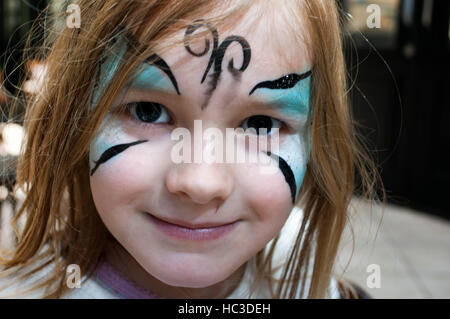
[
  {"left": 90, "top": 38, "right": 177, "bottom": 113},
  {"left": 251, "top": 72, "right": 313, "bottom": 202},
  {"left": 90, "top": 38, "right": 128, "bottom": 111},
  {"left": 126, "top": 63, "right": 174, "bottom": 92},
  {"left": 251, "top": 74, "right": 311, "bottom": 121}
]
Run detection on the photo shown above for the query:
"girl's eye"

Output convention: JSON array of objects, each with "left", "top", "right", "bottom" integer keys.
[
  {"left": 129, "top": 101, "right": 171, "bottom": 124},
  {"left": 241, "top": 115, "right": 282, "bottom": 135}
]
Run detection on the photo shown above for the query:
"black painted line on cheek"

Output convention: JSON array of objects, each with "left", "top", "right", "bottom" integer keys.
[
  {"left": 90, "top": 140, "right": 148, "bottom": 176},
  {"left": 266, "top": 151, "right": 297, "bottom": 204}
]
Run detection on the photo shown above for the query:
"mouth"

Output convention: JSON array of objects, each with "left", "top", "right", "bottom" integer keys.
[{"left": 146, "top": 213, "right": 239, "bottom": 241}]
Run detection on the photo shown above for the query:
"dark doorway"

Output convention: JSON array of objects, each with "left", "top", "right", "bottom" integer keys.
[{"left": 342, "top": 0, "right": 450, "bottom": 219}]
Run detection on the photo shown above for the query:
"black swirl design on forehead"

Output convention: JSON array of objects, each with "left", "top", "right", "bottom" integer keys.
[{"left": 184, "top": 19, "right": 251, "bottom": 109}]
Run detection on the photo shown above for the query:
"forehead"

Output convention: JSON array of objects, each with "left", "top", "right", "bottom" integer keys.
[
  {"left": 116, "top": 2, "right": 313, "bottom": 115},
  {"left": 149, "top": 2, "right": 312, "bottom": 87}
]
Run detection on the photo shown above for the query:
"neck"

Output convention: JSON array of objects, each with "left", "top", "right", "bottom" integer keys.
[{"left": 102, "top": 238, "right": 246, "bottom": 299}]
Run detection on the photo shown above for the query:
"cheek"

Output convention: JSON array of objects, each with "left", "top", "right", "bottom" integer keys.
[
  {"left": 89, "top": 113, "right": 172, "bottom": 207},
  {"left": 89, "top": 144, "right": 169, "bottom": 235},
  {"left": 236, "top": 133, "right": 309, "bottom": 217},
  {"left": 236, "top": 162, "right": 294, "bottom": 225},
  {"left": 89, "top": 115, "right": 127, "bottom": 172},
  {"left": 236, "top": 164, "right": 294, "bottom": 257},
  {"left": 278, "top": 134, "right": 309, "bottom": 200}
]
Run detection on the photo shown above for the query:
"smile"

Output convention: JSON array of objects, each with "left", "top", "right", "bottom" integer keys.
[{"left": 147, "top": 213, "right": 239, "bottom": 241}]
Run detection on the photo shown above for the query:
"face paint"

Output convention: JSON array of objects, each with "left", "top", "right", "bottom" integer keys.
[
  {"left": 249, "top": 70, "right": 311, "bottom": 120},
  {"left": 129, "top": 54, "right": 180, "bottom": 95},
  {"left": 88, "top": 8, "right": 317, "bottom": 296},
  {"left": 184, "top": 19, "right": 251, "bottom": 108},
  {"left": 250, "top": 70, "right": 311, "bottom": 93},
  {"left": 90, "top": 38, "right": 180, "bottom": 175},
  {"left": 253, "top": 71, "right": 312, "bottom": 203},
  {"left": 265, "top": 132, "right": 308, "bottom": 204},
  {"left": 91, "top": 37, "right": 181, "bottom": 113},
  {"left": 90, "top": 139, "right": 148, "bottom": 176},
  {"left": 184, "top": 20, "right": 218, "bottom": 84},
  {"left": 89, "top": 114, "right": 126, "bottom": 174},
  {"left": 90, "top": 29, "right": 311, "bottom": 204},
  {"left": 265, "top": 151, "right": 296, "bottom": 203},
  {"left": 90, "top": 38, "right": 128, "bottom": 111}
]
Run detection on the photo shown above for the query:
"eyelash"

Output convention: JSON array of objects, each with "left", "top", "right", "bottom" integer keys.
[{"left": 119, "top": 101, "right": 290, "bottom": 133}]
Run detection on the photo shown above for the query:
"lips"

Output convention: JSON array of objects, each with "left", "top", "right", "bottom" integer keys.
[{"left": 147, "top": 213, "right": 239, "bottom": 241}]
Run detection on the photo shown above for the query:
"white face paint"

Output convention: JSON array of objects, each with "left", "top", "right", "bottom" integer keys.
[
  {"left": 88, "top": 2, "right": 313, "bottom": 298},
  {"left": 277, "top": 132, "right": 309, "bottom": 202},
  {"left": 89, "top": 114, "right": 128, "bottom": 175},
  {"left": 250, "top": 71, "right": 312, "bottom": 202}
]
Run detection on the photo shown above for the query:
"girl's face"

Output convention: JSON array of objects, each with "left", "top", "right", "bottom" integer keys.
[{"left": 89, "top": 4, "right": 312, "bottom": 291}]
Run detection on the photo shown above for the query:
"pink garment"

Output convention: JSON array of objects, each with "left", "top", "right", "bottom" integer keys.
[{"left": 93, "top": 256, "right": 160, "bottom": 299}]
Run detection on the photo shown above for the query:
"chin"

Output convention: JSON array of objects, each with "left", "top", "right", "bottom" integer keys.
[
  {"left": 145, "top": 257, "right": 236, "bottom": 289},
  {"left": 165, "top": 277, "right": 220, "bottom": 289},
  {"left": 155, "top": 266, "right": 230, "bottom": 288}
]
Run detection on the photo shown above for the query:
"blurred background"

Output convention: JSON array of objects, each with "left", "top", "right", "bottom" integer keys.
[
  {"left": 338, "top": 0, "right": 450, "bottom": 298},
  {"left": 0, "top": 0, "right": 449, "bottom": 298}
]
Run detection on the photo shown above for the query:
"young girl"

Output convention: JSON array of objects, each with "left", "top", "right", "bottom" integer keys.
[{"left": 0, "top": 0, "right": 378, "bottom": 298}]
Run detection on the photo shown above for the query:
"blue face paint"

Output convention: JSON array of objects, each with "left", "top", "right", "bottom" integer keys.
[
  {"left": 251, "top": 71, "right": 313, "bottom": 202},
  {"left": 90, "top": 38, "right": 128, "bottom": 111},
  {"left": 89, "top": 40, "right": 179, "bottom": 174},
  {"left": 250, "top": 74, "right": 311, "bottom": 122},
  {"left": 91, "top": 38, "right": 178, "bottom": 113},
  {"left": 89, "top": 114, "right": 127, "bottom": 172},
  {"left": 128, "top": 63, "right": 175, "bottom": 92}
]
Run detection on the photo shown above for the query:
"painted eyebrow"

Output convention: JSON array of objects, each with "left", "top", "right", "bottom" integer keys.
[
  {"left": 249, "top": 70, "right": 312, "bottom": 95},
  {"left": 144, "top": 53, "right": 181, "bottom": 95}
]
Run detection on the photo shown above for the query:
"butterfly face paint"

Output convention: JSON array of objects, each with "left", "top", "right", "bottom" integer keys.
[
  {"left": 91, "top": 38, "right": 180, "bottom": 111},
  {"left": 89, "top": 37, "right": 181, "bottom": 174},
  {"left": 131, "top": 54, "right": 180, "bottom": 95},
  {"left": 88, "top": 3, "right": 315, "bottom": 297},
  {"left": 89, "top": 19, "right": 256, "bottom": 175},
  {"left": 251, "top": 71, "right": 312, "bottom": 203}
]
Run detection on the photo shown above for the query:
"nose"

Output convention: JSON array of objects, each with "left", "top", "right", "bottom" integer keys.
[{"left": 165, "top": 163, "right": 234, "bottom": 205}]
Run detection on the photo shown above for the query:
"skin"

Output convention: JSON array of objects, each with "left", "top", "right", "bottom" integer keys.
[{"left": 89, "top": 2, "right": 312, "bottom": 298}]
